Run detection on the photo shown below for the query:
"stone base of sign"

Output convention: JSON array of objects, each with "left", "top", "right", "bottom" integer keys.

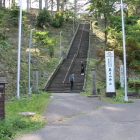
[
  {"left": 105, "top": 92, "right": 116, "bottom": 97},
  {"left": 87, "top": 94, "right": 100, "bottom": 98}
]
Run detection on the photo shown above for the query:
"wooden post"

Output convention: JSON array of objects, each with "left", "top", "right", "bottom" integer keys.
[{"left": 0, "top": 76, "right": 8, "bottom": 120}]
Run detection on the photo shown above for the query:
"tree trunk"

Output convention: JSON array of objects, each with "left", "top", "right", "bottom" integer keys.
[
  {"left": 0, "top": 0, "right": 2, "bottom": 8},
  {"left": 27, "top": 0, "right": 30, "bottom": 12},
  {"left": 61, "top": 0, "right": 64, "bottom": 10},
  {"left": 57, "top": 0, "right": 60, "bottom": 11},
  {"left": 39, "top": 0, "right": 42, "bottom": 11},
  {"left": 3, "top": 0, "right": 5, "bottom": 7},
  {"left": 104, "top": 13, "right": 108, "bottom": 43},
  {"left": 45, "top": 0, "right": 48, "bottom": 9},
  {"left": 74, "top": 0, "right": 77, "bottom": 15},
  {"left": 51, "top": 0, "right": 54, "bottom": 13}
]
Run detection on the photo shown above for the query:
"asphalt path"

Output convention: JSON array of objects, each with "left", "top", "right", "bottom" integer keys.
[{"left": 13, "top": 93, "right": 140, "bottom": 140}]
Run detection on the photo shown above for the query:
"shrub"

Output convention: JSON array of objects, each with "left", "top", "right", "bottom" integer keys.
[
  {"left": 0, "top": 11, "right": 4, "bottom": 24},
  {"left": 0, "top": 29, "right": 9, "bottom": 40},
  {"left": 94, "top": 21, "right": 98, "bottom": 26},
  {"left": 9, "top": 116, "right": 29, "bottom": 130},
  {"left": 0, "top": 40, "right": 8, "bottom": 47},
  {"left": 0, "top": 121, "right": 13, "bottom": 139},
  {"left": 36, "top": 8, "right": 52, "bottom": 27},
  {"left": 51, "top": 10, "right": 73, "bottom": 28},
  {"left": 9, "top": 8, "right": 25, "bottom": 26},
  {"left": 51, "top": 12, "right": 64, "bottom": 28},
  {"left": 128, "top": 80, "right": 140, "bottom": 92},
  {"left": 115, "top": 80, "right": 121, "bottom": 89}
]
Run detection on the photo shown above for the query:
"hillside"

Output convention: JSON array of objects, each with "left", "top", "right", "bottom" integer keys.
[{"left": 0, "top": 9, "right": 78, "bottom": 99}]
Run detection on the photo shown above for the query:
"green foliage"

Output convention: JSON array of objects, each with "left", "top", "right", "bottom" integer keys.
[
  {"left": 0, "top": 121, "right": 13, "bottom": 139},
  {"left": 9, "top": 9, "right": 19, "bottom": 18},
  {"left": 128, "top": 80, "right": 140, "bottom": 92},
  {"left": 51, "top": 10, "right": 74, "bottom": 28},
  {"left": 34, "top": 30, "right": 57, "bottom": 57},
  {"left": 107, "top": 14, "right": 140, "bottom": 75},
  {"left": 0, "top": 92, "right": 51, "bottom": 139},
  {"left": 36, "top": 8, "right": 52, "bottom": 27},
  {"left": 109, "top": 15, "right": 122, "bottom": 32},
  {"left": 51, "top": 12, "right": 64, "bottom": 28},
  {"left": 0, "top": 28, "right": 9, "bottom": 40},
  {"left": 125, "top": 15, "right": 139, "bottom": 25},
  {"left": 115, "top": 81, "right": 121, "bottom": 90},
  {"left": 8, "top": 8, "right": 25, "bottom": 26},
  {"left": 94, "top": 21, "right": 99, "bottom": 26},
  {"left": 0, "top": 40, "right": 8, "bottom": 47},
  {"left": 0, "top": 11, "right": 4, "bottom": 24}
]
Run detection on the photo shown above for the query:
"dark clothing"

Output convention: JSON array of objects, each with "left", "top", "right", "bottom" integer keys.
[
  {"left": 69, "top": 73, "right": 74, "bottom": 91},
  {"left": 81, "top": 63, "right": 85, "bottom": 74},
  {"left": 70, "top": 81, "right": 74, "bottom": 91}
]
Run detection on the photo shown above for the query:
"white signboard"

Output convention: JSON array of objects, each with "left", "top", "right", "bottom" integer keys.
[
  {"left": 120, "top": 65, "right": 124, "bottom": 87},
  {"left": 105, "top": 51, "right": 115, "bottom": 92}
]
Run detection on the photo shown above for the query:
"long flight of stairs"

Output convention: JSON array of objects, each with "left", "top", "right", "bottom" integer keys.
[{"left": 45, "top": 24, "right": 90, "bottom": 93}]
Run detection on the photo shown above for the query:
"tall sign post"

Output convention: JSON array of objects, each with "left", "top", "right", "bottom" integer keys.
[
  {"left": 120, "top": 65, "right": 124, "bottom": 88},
  {"left": 105, "top": 51, "right": 116, "bottom": 97},
  {"left": 28, "top": 28, "right": 35, "bottom": 95},
  {"left": 121, "top": 0, "right": 128, "bottom": 101},
  {"left": 17, "top": 0, "right": 22, "bottom": 100},
  {"left": 60, "top": 31, "right": 62, "bottom": 57}
]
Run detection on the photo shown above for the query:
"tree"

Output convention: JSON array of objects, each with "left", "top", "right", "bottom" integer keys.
[
  {"left": 57, "top": 0, "right": 60, "bottom": 11},
  {"left": 39, "top": 0, "right": 42, "bottom": 10},
  {"left": 0, "top": 0, "right": 2, "bottom": 8},
  {"left": 45, "top": 0, "right": 48, "bottom": 9},
  {"left": 36, "top": 8, "right": 52, "bottom": 27},
  {"left": 87, "top": 0, "right": 118, "bottom": 43},
  {"left": 27, "top": 0, "right": 30, "bottom": 12},
  {"left": 126, "top": 0, "right": 140, "bottom": 16}
]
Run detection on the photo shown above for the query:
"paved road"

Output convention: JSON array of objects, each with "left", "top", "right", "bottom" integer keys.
[{"left": 13, "top": 93, "right": 140, "bottom": 140}]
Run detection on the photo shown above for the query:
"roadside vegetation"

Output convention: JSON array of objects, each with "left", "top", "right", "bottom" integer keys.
[
  {"left": 81, "top": 0, "right": 140, "bottom": 103},
  {"left": 0, "top": 6, "right": 77, "bottom": 140},
  {"left": 0, "top": 0, "right": 140, "bottom": 139},
  {"left": 0, "top": 91, "right": 51, "bottom": 140}
]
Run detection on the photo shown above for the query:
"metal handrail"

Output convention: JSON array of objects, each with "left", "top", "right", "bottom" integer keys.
[
  {"left": 63, "top": 54, "right": 77, "bottom": 84},
  {"left": 63, "top": 24, "right": 86, "bottom": 86}
]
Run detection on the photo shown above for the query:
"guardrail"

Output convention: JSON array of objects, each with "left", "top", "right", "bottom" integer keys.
[
  {"left": 43, "top": 57, "right": 64, "bottom": 91},
  {"left": 63, "top": 54, "right": 77, "bottom": 84},
  {"left": 82, "top": 29, "right": 90, "bottom": 91},
  {"left": 65, "top": 24, "right": 79, "bottom": 59},
  {"left": 43, "top": 25, "right": 79, "bottom": 91},
  {"left": 63, "top": 24, "right": 85, "bottom": 90}
]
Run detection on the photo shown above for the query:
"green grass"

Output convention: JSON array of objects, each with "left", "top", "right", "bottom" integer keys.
[{"left": 0, "top": 91, "right": 51, "bottom": 140}]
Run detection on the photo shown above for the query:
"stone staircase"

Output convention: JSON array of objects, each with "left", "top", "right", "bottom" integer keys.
[{"left": 45, "top": 24, "right": 90, "bottom": 93}]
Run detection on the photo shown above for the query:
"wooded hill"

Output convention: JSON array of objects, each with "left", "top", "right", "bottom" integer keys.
[{"left": 0, "top": 0, "right": 140, "bottom": 99}]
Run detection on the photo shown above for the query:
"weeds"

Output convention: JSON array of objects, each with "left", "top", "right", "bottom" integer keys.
[{"left": 0, "top": 91, "right": 51, "bottom": 140}]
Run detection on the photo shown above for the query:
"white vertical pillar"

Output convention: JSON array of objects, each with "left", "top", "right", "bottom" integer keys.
[
  {"left": 28, "top": 28, "right": 35, "bottom": 95},
  {"left": 121, "top": 0, "right": 128, "bottom": 101},
  {"left": 17, "top": 0, "right": 22, "bottom": 100},
  {"left": 105, "top": 51, "right": 116, "bottom": 97},
  {"left": 120, "top": 65, "right": 124, "bottom": 88},
  {"left": 60, "top": 31, "right": 62, "bottom": 56}
]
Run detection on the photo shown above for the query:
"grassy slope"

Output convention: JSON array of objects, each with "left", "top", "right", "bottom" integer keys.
[
  {"left": 0, "top": 11, "right": 77, "bottom": 99},
  {"left": 81, "top": 20, "right": 131, "bottom": 103}
]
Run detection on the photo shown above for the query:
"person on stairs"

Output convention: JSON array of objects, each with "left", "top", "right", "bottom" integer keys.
[
  {"left": 81, "top": 61, "right": 85, "bottom": 75},
  {"left": 69, "top": 72, "right": 74, "bottom": 91}
]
